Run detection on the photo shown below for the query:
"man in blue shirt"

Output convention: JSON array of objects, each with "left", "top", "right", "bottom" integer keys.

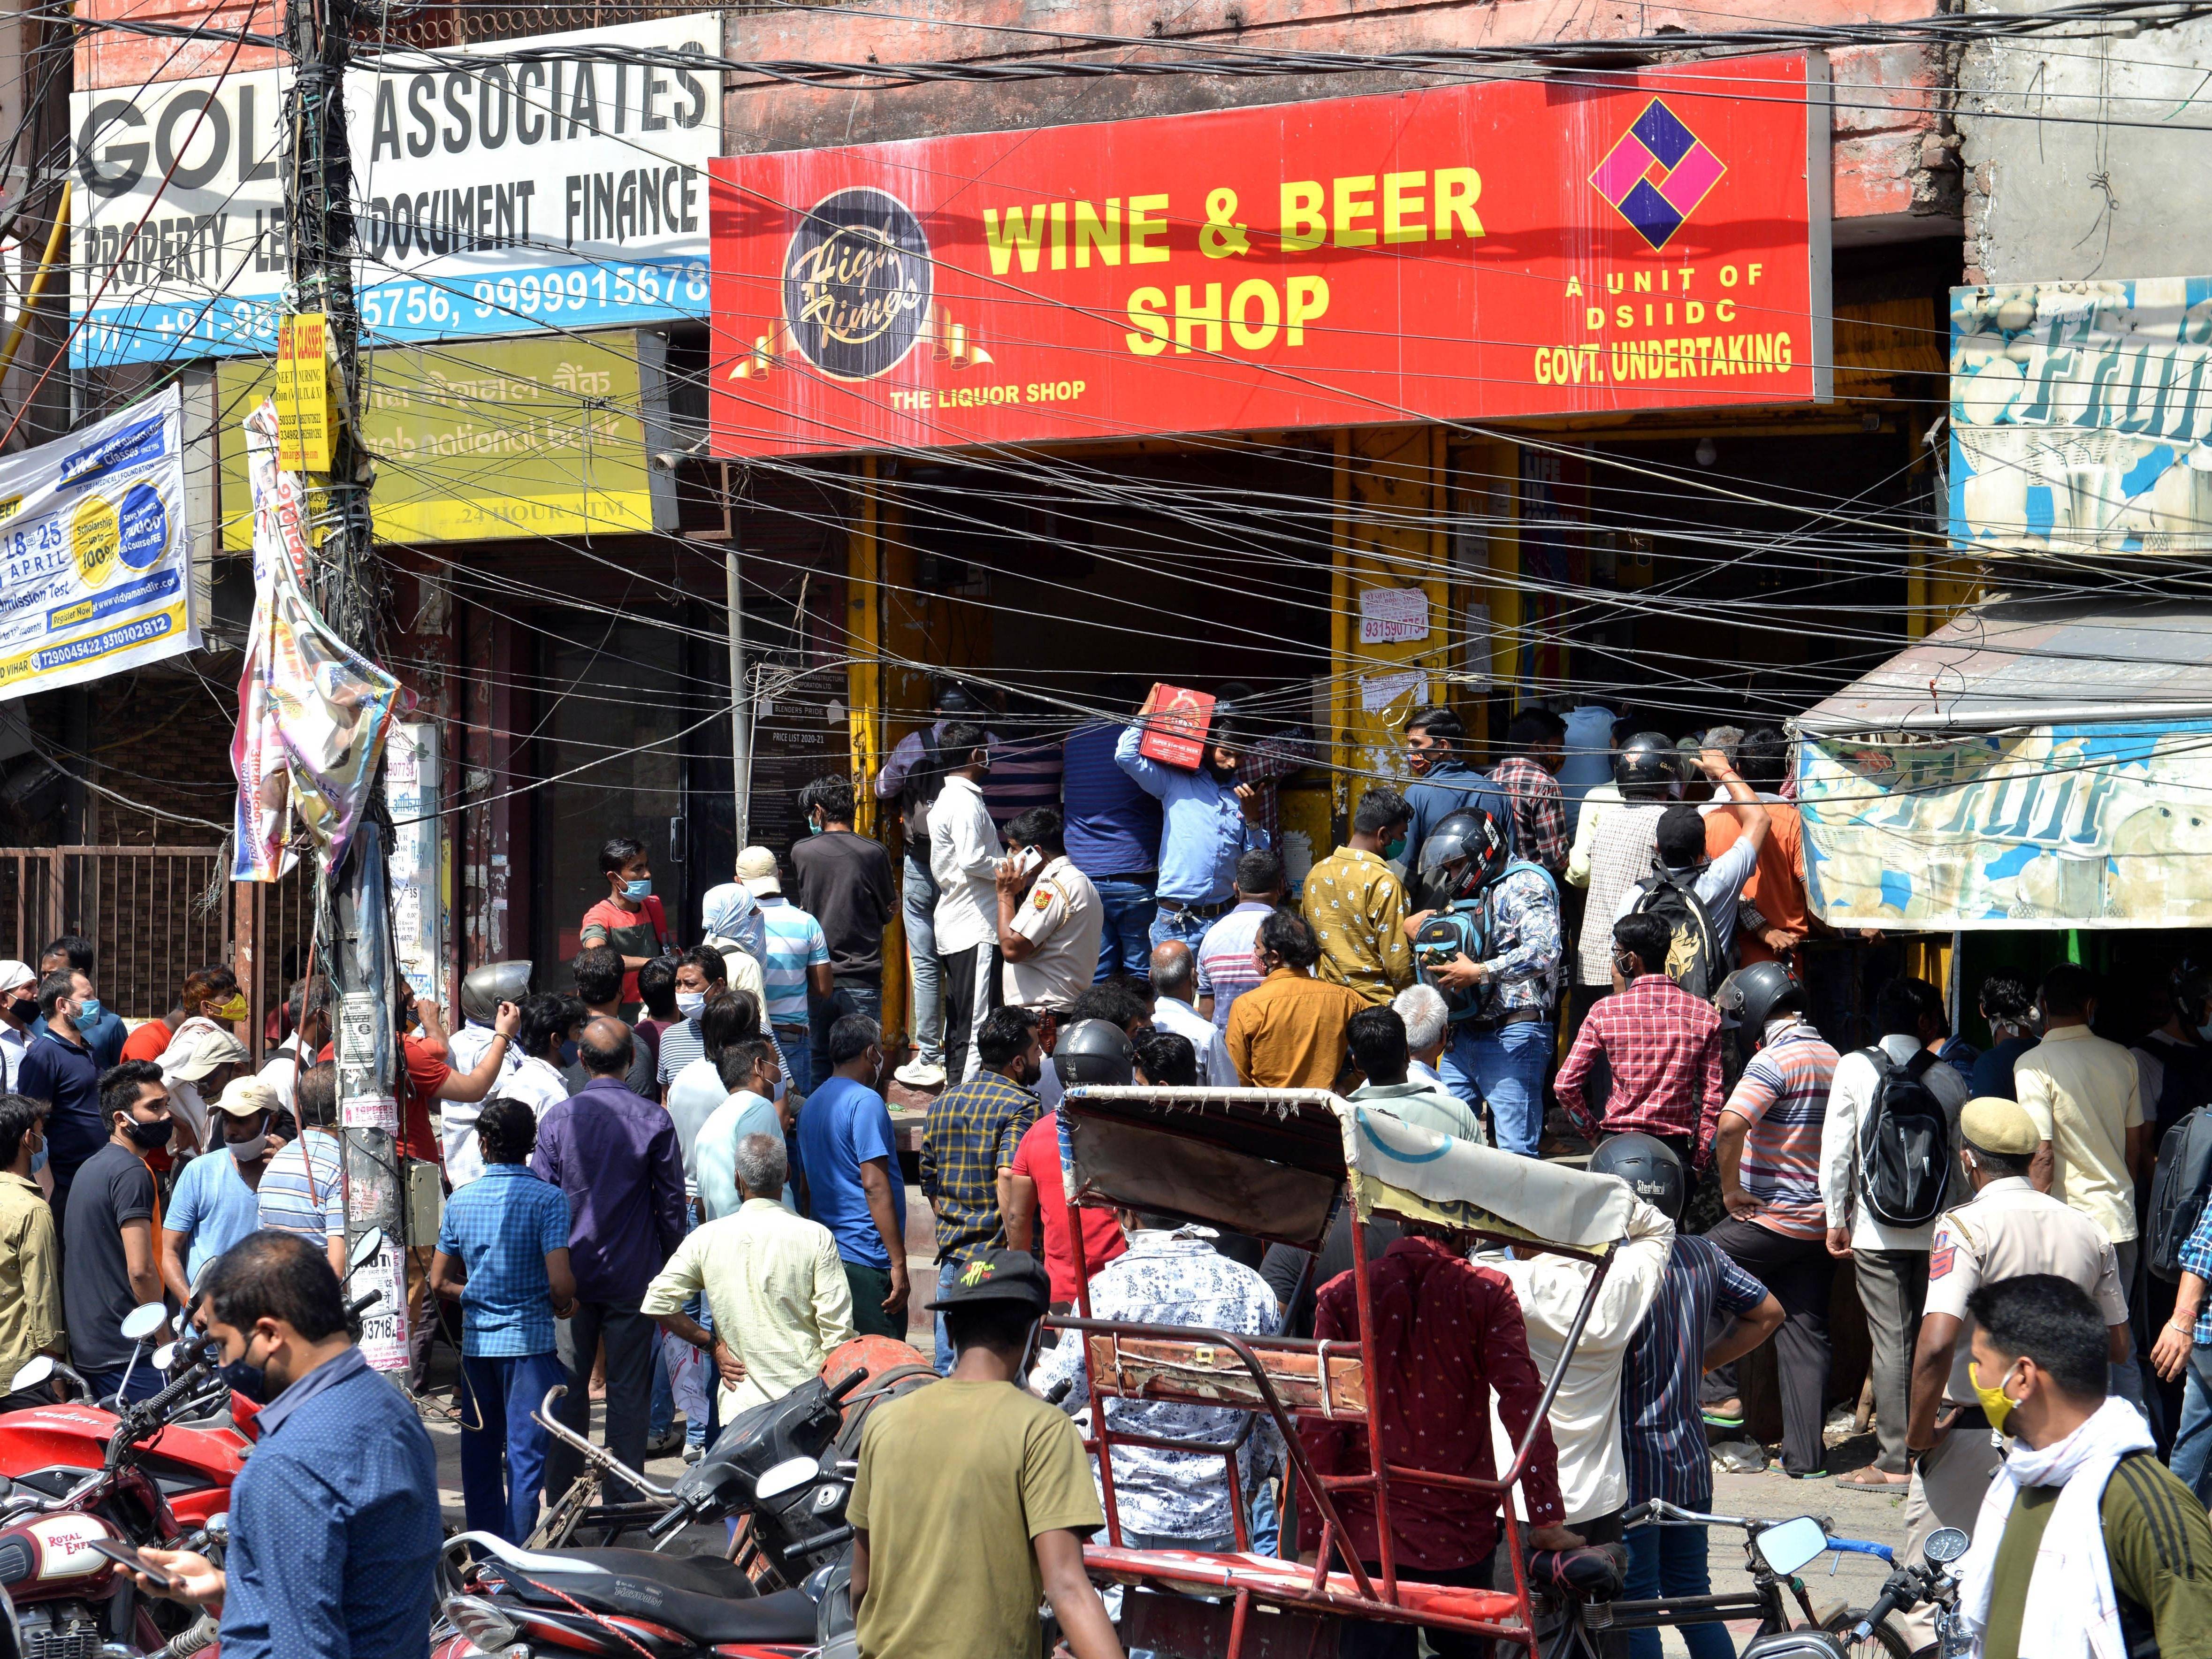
[
  {"left": 19, "top": 969, "right": 108, "bottom": 1232},
  {"left": 1401, "top": 708, "right": 1517, "bottom": 901},
  {"left": 1062, "top": 682, "right": 1165, "bottom": 982},
  {"left": 795, "top": 1015, "right": 910, "bottom": 1339},
  {"left": 1115, "top": 715, "right": 1265, "bottom": 955},
  {"left": 432, "top": 1097, "right": 578, "bottom": 1543},
  {"left": 135, "top": 1230, "right": 442, "bottom": 1659},
  {"left": 31, "top": 936, "right": 124, "bottom": 1068}
]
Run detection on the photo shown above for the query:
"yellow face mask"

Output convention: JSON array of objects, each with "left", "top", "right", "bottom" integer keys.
[
  {"left": 1970, "top": 1358, "right": 2023, "bottom": 1437},
  {"left": 212, "top": 994, "right": 249, "bottom": 1023}
]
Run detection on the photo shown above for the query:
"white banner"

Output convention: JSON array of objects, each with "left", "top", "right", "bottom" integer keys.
[
  {"left": 0, "top": 384, "right": 198, "bottom": 698},
  {"left": 71, "top": 13, "right": 721, "bottom": 366}
]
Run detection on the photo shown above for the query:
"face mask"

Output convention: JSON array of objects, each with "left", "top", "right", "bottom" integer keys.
[
  {"left": 675, "top": 991, "right": 706, "bottom": 1019},
  {"left": 806, "top": 815, "right": 824, "bottom": 837},
  {"left": 27, "top": 1134, "right": 45, "bottom": 1175},
  {"left": 124, "top": 1114, "right": 174, "bottom": 1151},
  {"left": 1969, "top": 1358, "right": 2022, "bottom": 1438},
  {"left": 228, "top": 1131, "right": 270, "bottom": 1163},
  {"left": 4, "top": 997, "right": 29, "bottom": 1024},
  {"left": 2197, "top": 1016, "right": 2212, "bottom": 1044},
  {"left": 1382, "top": 837, "right": 1407, "bottom": 863},
  {"left": 212, "top": 994, "right": 249, "bottom": 1022},
  {"left": 622, "top": 877, "right": 652, "bottom": 901},
  {"left": 76, "top": 998, "right": 102, "bottom": 1025}
]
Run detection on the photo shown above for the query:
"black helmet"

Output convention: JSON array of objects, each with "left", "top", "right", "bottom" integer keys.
[
  {"left": 1615, "top": 732, "right": 1677, "bottom": 802},
  {"left": 1054, "top": 1019, "right": 1135, "bottom": 1090},
  {"left": 1713, "top": 962, "right": 1806, "bottom": 1059},
  {"left": 460, "top": 960, "right": 532, "bottom": 1026},
  {"left": 935, "top": 682, "right": 984, "bottom": 717},
  {"left": 1417, "top": 809, "right": 1510, "bottom": 905},
  {"left": 1587, "top": 1132, "right": 1686, "bottom": 1221}
]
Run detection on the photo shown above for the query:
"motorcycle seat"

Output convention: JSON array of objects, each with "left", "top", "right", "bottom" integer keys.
[
  {"left": 554, "top": 1549, "right": 759, "bottom": 1601},
  {"left": 483, "top": 1542, "right": 819, "bottom": 1645}
]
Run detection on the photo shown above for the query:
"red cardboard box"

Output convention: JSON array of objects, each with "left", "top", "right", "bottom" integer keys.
[{"left": 1138, "top": 684, "right": 1216, "bottom": 771}]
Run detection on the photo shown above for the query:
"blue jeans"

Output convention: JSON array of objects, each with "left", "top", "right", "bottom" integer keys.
[
  {"left": 1249, "top": 1475, "right": 1281, "bottom": 1557},
  {"left": 1148, "top": 905, "right": 1214, "bottom": 954},
  {"left": 458, "top": 1351, "right": 567, "bottom": 1543},
  {"left": 1094, "top": 877, "right": 1159, "bottom": 980},
  {"left": 902, "top": 855, "right": 944, "bottom": 1065},
  {"left": 1625, "top": 1525, "right": 1731, "bottom": 1659},
  {"left": 82, "top": 1363, "right": 166, "bottom": 1406},
  {"left": 649, "top": 1327, "right": 674, "bottom": 1439},
  {"left": 2174, "top": 1348, "right": 2212, "bottom": 1503},
  {"left": 1444, "top": 1019, "right": 1551, "bottom": 1156},
  {"left": 812, "top": 980, "right": 884, "bottom": 1079},
  {"left": 776, "top": 1028, "right": 814, "bottom": 1098},
  {"left": 933, "top": 1260, "right": 960, "bottom": 1375}
]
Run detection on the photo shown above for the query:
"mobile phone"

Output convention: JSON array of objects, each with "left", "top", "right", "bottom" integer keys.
[{"left": 85, "top": 1539, "right": 173, "bottom": 1591}]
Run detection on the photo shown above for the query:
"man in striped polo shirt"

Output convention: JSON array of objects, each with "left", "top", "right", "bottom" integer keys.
[
  {"left": 1704, "top": 966, "right": 1839, "bottom": 1478},
  {"left": 737, "top": 847, "right": 832, "bottom": 1097}
]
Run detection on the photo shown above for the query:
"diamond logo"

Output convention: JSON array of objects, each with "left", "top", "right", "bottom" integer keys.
[{"left": 1589, "top": 100, "right": 1727, "bottom": 251}]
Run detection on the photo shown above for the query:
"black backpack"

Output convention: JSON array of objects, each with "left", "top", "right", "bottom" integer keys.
[
  {"left": 1629, "top": 872, "right": 1721, "bottom": 1000},
  {"left": 1857, "top": 1047, "right": 1952, "bottom": 1229},
  {"left": 2148, "top": 1104, "right": 2212, "bottom": 1282}
]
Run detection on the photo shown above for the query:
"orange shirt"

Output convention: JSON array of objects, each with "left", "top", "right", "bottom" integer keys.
[
  {"left": 119, "top": 1019, "right": 172, "bottom": 1064},
  {"left": 1225, "top": 967, "right": 1367, "bottom": 1090},
  {"left": 317, "top": 1033, "right": 453, "bottom": 1162},
  {"left": 1704, "top": 802, "right": 1808, "bottom": 963}
]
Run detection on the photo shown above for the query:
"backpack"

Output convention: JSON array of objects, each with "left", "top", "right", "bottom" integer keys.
[
  {"left": 1629, "top": 871, "right": 1721, "bottom": 1000},
  {"left": 2147, "top": 1104, "right": 2212, "bottom": 1282},
  {"left": 1856, "top": 1047, "right": 1952, "bottom": 1229}
]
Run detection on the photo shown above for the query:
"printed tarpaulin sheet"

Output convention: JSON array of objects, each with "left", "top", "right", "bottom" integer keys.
[
  {"left": 1797, "top": 722, "right": 2212, "bottom": 928},
  {"left": 230, "top": 400, "right": 411, "bottom": 880},
  {"left": 1345, "top": 1108, "right": 1630, "bottom": 1251}
]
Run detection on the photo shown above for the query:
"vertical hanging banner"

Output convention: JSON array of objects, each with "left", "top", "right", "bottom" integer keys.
[
  {"left": 711, "top": 54, "right": 1831, "bottom": 457},
  {"left": 274, "top": 313, "right": 333, "bottom": 472},
  {"left": 0, "top": 383, "right": 198, "bottom": 698}
]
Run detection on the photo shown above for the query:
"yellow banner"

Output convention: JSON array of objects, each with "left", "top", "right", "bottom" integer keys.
[
  {"left": 274, "top": 313, "right": 333, "bottom": 473},
  {"left": 218, "top": 329, "right": 666, "bottom": 548}
]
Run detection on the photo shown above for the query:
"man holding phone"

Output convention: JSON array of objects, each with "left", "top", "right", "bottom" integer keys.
[{"left": 994, "top": 808, "right": 1102, "bottom": 1020}]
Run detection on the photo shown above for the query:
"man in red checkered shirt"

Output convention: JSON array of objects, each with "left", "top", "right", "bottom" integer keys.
[
  {"left": 1488, "top": 710, "right": 1570, "bottom": 874},
  {"left": 1555, "top": 913, "right": 1724, "bottom": 1168}
]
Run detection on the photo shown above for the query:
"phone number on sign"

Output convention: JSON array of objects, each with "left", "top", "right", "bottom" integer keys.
[{"left": 361, "top": 262, "right": 710, "bottom": 333}]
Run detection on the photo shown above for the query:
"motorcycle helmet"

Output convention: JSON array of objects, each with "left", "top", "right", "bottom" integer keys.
[
  {"left": 1054, "top": 1018, "right": 1135, "bottom": 1090},
  {"left": 1713, "top": 961, "right": 1807, "bottom": 1059},
  {"left": 459, "top": 960, "right": 532, "bottom": 1026},
  {"left": 1614, "top": 732, "right": 1678, "bottom": 802},
  {"left": 935, "top": 683, "right": 985, "bottom": 718},
  {"left": 1417, "top": 809, "right": 1510, "bottom": 905},
  {"left": 1587, "top": 1131, "right": 1686, "bottom": 1221}
]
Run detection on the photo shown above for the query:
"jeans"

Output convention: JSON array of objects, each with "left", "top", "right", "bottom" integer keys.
[
  {"left": 775, "top": 1027, "right": 814, "bottom": 1098},
  {"left": 2172, "top": 1347, "right": 2212, "bottom": 1503},
  {"left": 933, "top": 1260, "right": 960, "bottom": 1376},
  {"left": 1249, "top": 1475, "right": 1281, "bottom": 1557},
  {"left": 1148, "top": 905, "right": 1214, "bottom": 954},
  {"left": 1443, "top": 1019, "right": 1551, "bottom": 1157},
  {"left": 649, "top": 1328, "right": 674, "bottom": 1440},
  {"left": 459, "top": 1351, "right": 567, "bottom": 1543},
  {"left": 1625, "top": 1525, "right": 1732, "bottom": 1659},
  {"left": 684, "top": 1298, "right": 718, "bottom": 1453},
  {"left": 547, "top": 1300, "right": 657, "bottom": 1505},
  {"left": 1093, "top": 877, "right": 1159, "bottom": 980},
  {"left": 82, "top": 1362, "right": 166, "bottom": 1406},
  {"left": 812, "top": 979, "right": 884, "bottom": 1079},
  {"left": 902, "top": 854, "right": 944, "bottom": 1065}
]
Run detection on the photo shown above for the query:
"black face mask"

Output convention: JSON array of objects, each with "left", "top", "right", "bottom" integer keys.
[
  {"left": 4, "top": 999, "right": 31, "bottom": 1024},
  {"left": 222, "top": 1355, "right": 269, "bottom": 1404},
  {"left": 123, "top": 1114, "right": 174, "bottom": 1151}
]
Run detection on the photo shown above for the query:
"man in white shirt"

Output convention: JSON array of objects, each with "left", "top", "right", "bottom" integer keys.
[
  {"left": 1609, "top": 752, "right": 1769, "bottom": 963},
  {"left": 449, "top": 961, "right": 530, "bottom": 1086},
  {"left": 1486, "top": 1194, "right": 1673, "bottom": 1539},
  {"left": 996, "top": 808, "right": 1103, "bottom": 1019},
  {"left": 0, "top": 961, "right": 37, "bottom": 1090},
  {"left": 2014, "top": 962, "right": 2148, "bottom": 1394},
  {"left": 439, "top": 995, "right": 538, "bottom": 1190},
  {"left": 255, "top": 977, "right": 330, "bottom": 1109},
  {"left": 1818, "top": 979, "right": 1971, "bottom": 1487},
  {"left": 930, "top": 721, "right": 1006, "bottom": 1085},
  {"left": 1146, "top": 941, "right": 1216, "bottom": 1085}
]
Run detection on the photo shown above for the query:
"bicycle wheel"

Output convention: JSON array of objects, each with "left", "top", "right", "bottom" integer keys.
[{"left": 1824, "top": 1606, "right": 1915, "bottom": 1659}]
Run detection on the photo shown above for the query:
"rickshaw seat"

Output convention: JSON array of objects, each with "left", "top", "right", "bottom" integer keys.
[{"left": 1083, "top": 1332, "right": 1367, "bottom": 1416}]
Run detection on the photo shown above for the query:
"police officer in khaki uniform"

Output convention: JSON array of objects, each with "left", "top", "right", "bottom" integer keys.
[
  {"left": 994, "top": 807, "right": 1104, "bottom": 1017},
  {"left": 1898, "top": 1096, "right": 2131, "bottom": 1644}
]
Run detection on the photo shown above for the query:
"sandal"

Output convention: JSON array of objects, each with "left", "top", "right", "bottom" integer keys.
[{"left": 1835, "top": 1469, "right": 1911, "bottom": 1489}]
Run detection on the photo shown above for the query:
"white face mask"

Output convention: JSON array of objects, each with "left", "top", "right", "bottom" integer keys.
[
  {"left": 229, "top": 1131, "right": 270, "bottom": 1163},
  {"left": 675, "top": 990, "right": 707, "bottom": 1019}
]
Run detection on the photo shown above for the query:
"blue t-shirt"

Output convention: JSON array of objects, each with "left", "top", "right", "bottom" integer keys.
[
  {"left": 1061, "top": 721, "right": 1163, "bottom": 880},
  {"left": 756, "top": 898, "right": 830, "bottom": 1028},
  {"left": 793, "top": 1076, "right": 903, "bottom": 1270},
  {"left": 168, "top": 1149, "right": 269, "bottom": 1282}
]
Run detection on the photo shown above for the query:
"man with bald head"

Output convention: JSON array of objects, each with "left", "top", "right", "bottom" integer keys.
[
  {"left": 1146, "top": 939, "right": 1217, "bottom": 1084},
  {"left": 532, "top": 1015, "right": 686, "bottom": 1504}
]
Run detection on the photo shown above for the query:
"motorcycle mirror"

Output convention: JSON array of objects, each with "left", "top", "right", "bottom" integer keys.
[
  {"left": 9, "top": 1356, "right": 52, "bottom": 1393},
  {"left": 120, "top": 1303, "right": 167, "bottom": 1345},
  {"left": 348, "top": 1228, "right": 386, "bottom": 1272},
  {"left": 1755, "top": 1515, "right": 1831, "bottom": 1577},
  {"left": 151, "top": 1343, "right": 177, "bottom": 1371},
  {"left": 205, "top": 1513, "right": 229, "bottom": 1542},
  {"left": 1924, "top": 1527, "right": 1970, "bottom": 1565},
  {"left": 755, "top": 1457, "right": 819, "bottom": 1500}
]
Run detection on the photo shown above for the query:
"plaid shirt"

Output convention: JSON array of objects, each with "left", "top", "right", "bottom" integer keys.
[
  {"left": 1238, "top": 730, "right": 1317, "bottom": 847},
  {"left": 920, "top": 1071, "right": 1040, "bottom": 1265},
  {"left": 1555, "top": 973, "right": 1725, "bottom": 1161},
  {"left": 2182, "top": 1203, "right": 2212, "bottom": 1344},
  {"left": 1576, "top": 805, "right": 1665, "bottom": 985},
  {"left": 1490, "top": 755, "right": 1568, "bottom": 873},
  {"left": 434, "top": 1164, "right": 572, "bottom": 1357}
]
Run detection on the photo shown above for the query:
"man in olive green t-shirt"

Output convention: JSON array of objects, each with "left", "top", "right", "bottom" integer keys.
[
  {"left": 1959, "top": 1276, "right": 2212, "bottom": 1659},
  {"left": 848, "top": 1249, "right": 1121, "bottom": 1659}
]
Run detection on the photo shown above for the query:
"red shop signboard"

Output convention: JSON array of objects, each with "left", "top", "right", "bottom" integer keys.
[{"left": 709, "top": 53, "right": 1831, "bottom": 457}]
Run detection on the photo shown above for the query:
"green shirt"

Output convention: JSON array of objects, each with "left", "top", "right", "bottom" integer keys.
[{"left": 1983, "top": 1451, "right": 2212, "bottom": 1659}]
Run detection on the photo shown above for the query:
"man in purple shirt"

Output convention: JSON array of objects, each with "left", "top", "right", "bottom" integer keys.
[
  {"left": 1061, "top": 682, "right": 1165, "bottom": 982},
  {"left": 532, "top": 1017, "right": 686, "bottom": 1504}
]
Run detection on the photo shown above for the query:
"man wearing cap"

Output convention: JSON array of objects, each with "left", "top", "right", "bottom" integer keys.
[
  {"left": 159, "top": 1077, "right": 286, "bottom": 1304},
  {"left": 848, "top": 1247, "right": 1121, "bottom": 1659},
  {"left": 154, "top": 1017, "right": 252, "bottom": 1158},
  {"left": 738, "top": 847, "right": 832, "bottom": 1098},
  {"left": 1902, "top": 1096, "right": 2130, "bottom": 1641},
  {"left": 0, "top": 961, "right": 36, "bottom": 1090}
]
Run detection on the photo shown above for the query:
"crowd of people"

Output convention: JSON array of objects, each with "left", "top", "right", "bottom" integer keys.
[{"left": 3, "top": 686, "right": 2212, "bottom": 1659}]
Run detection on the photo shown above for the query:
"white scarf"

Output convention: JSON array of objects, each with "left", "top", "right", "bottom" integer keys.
[{"left": 1957, "top": 1396, "right": 2153, "bottom": 1659}]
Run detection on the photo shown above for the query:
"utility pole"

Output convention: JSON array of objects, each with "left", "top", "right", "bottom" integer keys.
[{"left": 285, "top": 0, "right": 407, "bottom": 1369}]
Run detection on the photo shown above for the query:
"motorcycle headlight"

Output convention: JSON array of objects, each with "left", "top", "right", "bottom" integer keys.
[{"left": 444, "top": 1593, "right": 522, "bottom": 1653}]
